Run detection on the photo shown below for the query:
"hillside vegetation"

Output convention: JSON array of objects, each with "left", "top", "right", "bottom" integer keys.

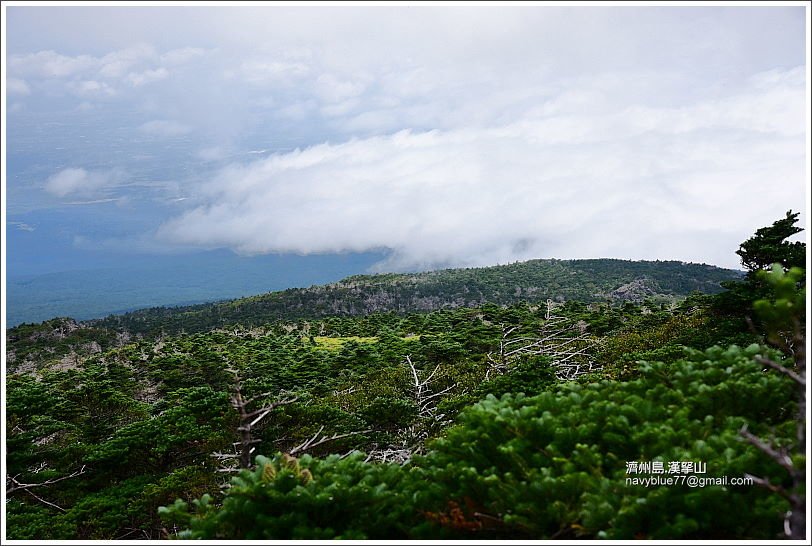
[
  {"left": 89, "top": 258, "right": 740, "bottom": 337},
  {"left": 5, "top": 213, "right": 805, "bottom": 540}
]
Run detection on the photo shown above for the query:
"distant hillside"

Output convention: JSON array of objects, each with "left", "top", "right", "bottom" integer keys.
[{"left": 89, "top": 258, "right": 741, "bottom": 336}]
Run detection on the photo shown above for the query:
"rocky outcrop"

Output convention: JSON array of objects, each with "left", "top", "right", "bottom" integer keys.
[{"left": 608, "top": 277, "right": 661, "bottom": 301}]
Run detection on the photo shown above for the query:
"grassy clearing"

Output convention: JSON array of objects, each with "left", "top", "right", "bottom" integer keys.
[{"left": 312, "top": 336, "right": 377, "bottom": 349}]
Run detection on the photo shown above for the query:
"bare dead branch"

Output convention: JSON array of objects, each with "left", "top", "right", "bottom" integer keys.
[
  {"left": 226, "top": 374, "right": 301, "bottom": 469},
  {"left": 423, "top": 363, "right": 442, "bottom": 386},
  {"left": 288, "top": 428, "right": 371, "bottom": 456},
  {"left": 419, "top": 383, "right": 456, "bottom": 404},
  {"left": 755, "top": 355, "right": 805, "bottom": 386},
  {"left": 6, "top": 465, "right": 87, "bottom": 494},
  {"left": 23, "top": 488, "right": 66, "bottom": 512},
  {"left": 243, "top": 392, "right": 275, "bottom": 406},
  {"left": 743, "top": 473, "right": 794, "bottom": 501},
  {"left": 739, "top": 425, "right": 796, "bottom": 474},
  {"left": 405, "top": 355, "right": 420, "bottom": 388}
]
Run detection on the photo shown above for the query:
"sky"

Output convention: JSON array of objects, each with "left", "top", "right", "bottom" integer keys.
[{"left": 3, "top": 4, "right": 809, "bottom": 277}]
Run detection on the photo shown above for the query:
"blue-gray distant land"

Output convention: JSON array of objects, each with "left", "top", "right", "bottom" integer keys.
[{"left": 6, "top": 250, "right": 384, "bottom": 326}]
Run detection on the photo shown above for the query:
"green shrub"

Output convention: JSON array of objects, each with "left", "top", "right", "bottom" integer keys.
[
  {"left": 164, "top": 344, "right": 793, "bottom": 539},
  {"left": 160, "top": 453, "right": 418, "bottom": 539}
]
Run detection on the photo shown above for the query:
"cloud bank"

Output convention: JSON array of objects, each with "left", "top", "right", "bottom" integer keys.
[
  {"left": 6, "top": 6, "right": 807, "bottom": 272},
  {"left": 158, "top": 66, "right": 806, "bottom": 271},
  {"left": 7, "top": 43, "right": 205, "bottom": 99}
]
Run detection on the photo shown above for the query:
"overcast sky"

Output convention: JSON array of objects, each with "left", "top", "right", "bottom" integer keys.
[{"left": 4, "top": 5, "right": 808, "bottom": 272}]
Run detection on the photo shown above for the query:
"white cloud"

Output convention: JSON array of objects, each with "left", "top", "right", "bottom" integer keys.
[
  {"left": 64, "top": 197, "right": 124, "bottom": 205},
  {"left": 234, "top": 59, "right": 311, "bottom": 85},
  {"left": 158, "top": 65, "right": 806, "bottom": 271},
  {"left": 44, "top": 168, "right": 122, "bottom": 197},
  {"left": 7, "top": 77, "right": 31, "bottom": 96},
  {"left": 6, "top": 43, "right": 201, "bottom": 98},
  {"left": 7, "top": 8, "right": 807, "bottom": 272},
  {"left": 97, "top": 43, "right": 157, "bottom": 78},
  {"left": 313, "top": 73, "right": 367, "bottom": 103},
  {"left": 8, "top": 221, "right": 36, "bottom": 232},
  {"left": 160, "top": 47, "right": 206, "bottom": 65},
  {"left": 127, "top": 67, "right": 169, "bottom": 86},
  {"left": 197, "top": 146, "right": 230, "bottom": 161},
  {"left": 9, "top": 50, "right": 95, "bottom": 78},
  {"left": 69, "top": 79, "right": 116, "bottom": 98},
  {"left": 139, "top": 119, "right": 191, "bottom": 137}
]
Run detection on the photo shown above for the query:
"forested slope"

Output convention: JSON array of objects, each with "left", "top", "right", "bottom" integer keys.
[
  {"left": 89, "top": 258, "right": 740, "bottom": 336},
  {"left": 5, "top": 213, "right": 805, "bottom": 540}
]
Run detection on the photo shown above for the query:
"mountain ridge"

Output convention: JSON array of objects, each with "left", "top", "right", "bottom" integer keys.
[{"left": 85, "top": 257, "right": 741, "bottom": 336}]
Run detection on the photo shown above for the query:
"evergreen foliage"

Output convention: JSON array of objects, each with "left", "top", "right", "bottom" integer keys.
[
  {"left": 89, "top": 258, "right": 739, "bottom": 337},
  {"left": 4, "top": 212, "right": 806, "bottom": 540},
  {"left": 161, "top": 345, "right": 795, "bottom": 539},
  {"left": 737, "top": 210, "right": 805, "bottom": 274}
]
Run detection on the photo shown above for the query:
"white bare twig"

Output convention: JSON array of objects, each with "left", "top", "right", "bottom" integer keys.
[
  {"left": 6, "top": 465, "right": 87, "bottom": 494},
  {"left": 288, "top": 427, "right": 371, "bottom": 456}
]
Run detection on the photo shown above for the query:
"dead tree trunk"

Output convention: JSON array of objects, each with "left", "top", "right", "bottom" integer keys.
[
  {"left": 366, "top": 355, "right": 455, "bottom": 464},
  {"left": 213, "top": 374, "right": 297, "bottom": 472},
  {"left": 740, "top": 318, "right": 805, "bottom": 540},
  {"left": 486, "top": 303, "right": 600, "bottom": 381}
]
